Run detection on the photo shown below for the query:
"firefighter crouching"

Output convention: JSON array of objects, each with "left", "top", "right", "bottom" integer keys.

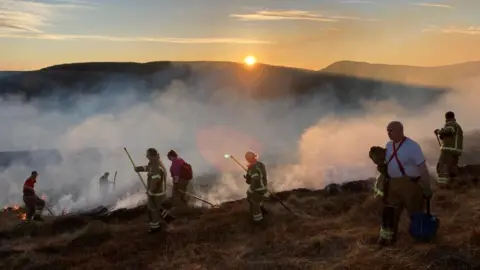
[
  {"left": 243, "top": 151, "right": 269, "bottom": 224},
  {"left": 23, "top": 171, "right": 45, "bottom": 222},
  {"left": 134, "top": 148, "right": 171, "bottom": 233},
  {"left": 434, "top": 111, "right": 463, "bottom": 188},
  {"left": 369, "top": 121, "right": 433, "bottom": 246}
]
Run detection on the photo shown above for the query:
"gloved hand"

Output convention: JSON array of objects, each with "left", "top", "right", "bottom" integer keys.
[
  {"left": 134, "top": 166, "right": 142, "bottom": 173},
  {"left": 434, "top": 129, "right": 440, "bottom": 135},
  {"left": 421, "top": 182, "right": 433, "bottom": 198},
  {"left": 243, "top": 174, "right": 251, "bottom": 184}
]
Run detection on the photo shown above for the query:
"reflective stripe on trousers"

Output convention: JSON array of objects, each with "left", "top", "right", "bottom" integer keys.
[
  {"left": 253, "top": 213, "right": 263, "bottom": 221},
  {"left": 436, "top": 176, "right": 459, "bottom": 184},
  {"left": 149, "top": 222, "right": 160, "bottom": 229},
  {"left": 248, "top": 186, "right": 268, "bottom": 194},
  {"left": 148, "top": 191, "right": 166, "bottom": 196},
  {"left": 379, "top": 227, "right": 394, "bottom": 240}
]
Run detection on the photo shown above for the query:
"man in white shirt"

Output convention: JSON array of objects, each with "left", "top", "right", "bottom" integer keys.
[{"left": 373, "top": 121, "right": 433, "bottom": 246}]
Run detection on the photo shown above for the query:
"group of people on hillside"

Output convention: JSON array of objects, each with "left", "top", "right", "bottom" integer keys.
[
  {"left": 369, "top": 111, "right": 463, "bottom": 246},
  {"left": 21, "top": 149, "right": 196, "bottom": 227},
  {"left": 22, "top": 111, "right": 461, "bottom": 243}
]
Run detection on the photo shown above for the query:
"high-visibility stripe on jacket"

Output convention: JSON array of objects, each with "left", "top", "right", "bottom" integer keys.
[
  {"left": 439, "top": 120, "right": 463, "bottom": 154},
  {"left": 246, "top": 161, "right": 268, "bottom": 194},
  {"left": 137, "top": 159, "right": 167, "bottom": 196}
]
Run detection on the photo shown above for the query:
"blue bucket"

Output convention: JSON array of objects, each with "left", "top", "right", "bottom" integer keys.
[{"left": 409, "top": 199, "right": 439, "bottom": 242}]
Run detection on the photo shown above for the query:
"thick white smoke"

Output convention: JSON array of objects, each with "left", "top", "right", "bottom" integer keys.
[{"left": 0, "top": 68, "right": 478, "bottom": 214}]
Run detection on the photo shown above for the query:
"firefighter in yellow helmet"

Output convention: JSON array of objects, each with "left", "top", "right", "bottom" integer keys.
[
  {"left": 434, "top": 111, "right": 463, "bottom": 188},
  {"left": 243, "top": 150, "right": 268, "bottom": 224}
]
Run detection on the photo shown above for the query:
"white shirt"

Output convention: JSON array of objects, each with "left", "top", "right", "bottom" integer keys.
[{"left": 385, "top": 137, "right": 425, "bottom": 178}]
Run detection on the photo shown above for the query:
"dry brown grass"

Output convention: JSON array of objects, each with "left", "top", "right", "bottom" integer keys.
[{"left": 0, "top": 182, "right": 479, "bottom": 270}]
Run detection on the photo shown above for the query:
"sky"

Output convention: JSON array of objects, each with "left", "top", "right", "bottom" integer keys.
[{"left": 1, "top": 0, "right": 480, "bottom": 70}]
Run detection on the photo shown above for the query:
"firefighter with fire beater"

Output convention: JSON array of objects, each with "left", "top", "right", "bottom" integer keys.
[
  {"left": 134, "top": 148, "right": 174, "bottom": 233},
  {"left": 243, "top": 150, "right": 269, "bottom": 225},
  {"left": 23, "top": 171, "right": 46, "bottom": 222}
]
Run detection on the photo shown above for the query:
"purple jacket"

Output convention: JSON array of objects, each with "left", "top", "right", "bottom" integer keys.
[{"left": 170, "top": 158, "right": 185, "bottom": 178}]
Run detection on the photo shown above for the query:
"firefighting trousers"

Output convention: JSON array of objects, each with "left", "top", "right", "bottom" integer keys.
[
  {"left": 436, "top": 150, "right": 460, "bottom": 186},
  {"left": 373, "top": 175, "right": 424, "bottom": 242},
  {"left": 23, "top": 195, "right": 45, "bottom": 220},
  {"left": 247, "top": 190, "right": 267, "bottom": 222},
  {"left": 147, "top": 179, "right": 168, "bottom": 230},
  {"left": 172, "top": 179, "right": 190, "bottom": 208}
]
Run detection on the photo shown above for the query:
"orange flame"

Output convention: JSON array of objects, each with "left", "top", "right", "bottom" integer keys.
[
  {"left": 13, "top": 205, "right": 19, "bottom": 211},
  {"left": 20, "top": 213, "right": 26, "bottom": 220}
]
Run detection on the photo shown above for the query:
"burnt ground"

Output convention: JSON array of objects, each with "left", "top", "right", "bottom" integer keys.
[{"left": 0, "top": 177, "right": 479, "bottom": 270}]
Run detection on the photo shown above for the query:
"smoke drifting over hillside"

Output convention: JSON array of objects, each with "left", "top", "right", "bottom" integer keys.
[{"left": 0, "top": 66, "right": 478, "bottom": 214}]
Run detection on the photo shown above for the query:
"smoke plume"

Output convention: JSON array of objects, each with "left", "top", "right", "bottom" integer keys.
[{"left": 0, "top": 68, "right": 478, "bottom": 213}]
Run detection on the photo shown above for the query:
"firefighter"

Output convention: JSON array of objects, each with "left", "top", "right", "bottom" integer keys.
[
  {"left": 134, "top": 148, "right": 170, "bottom": 233},
  {"left": 99, "top": 172, "right": 110, "bottom": 195},
  {"left": 370, "top": 121, "right": 433, "bottom": 246},
  {"left": 434, "top": 111, "right": 463, "bottom": 187},
  {"left": 243, "top": 150, "right": 269, "bottom": 224},
  {"left": 167, "top": 150, "right": 191, "bottom": 210},
  {"left": 23, "top": 171, "right": 45, "bottom": 222}
]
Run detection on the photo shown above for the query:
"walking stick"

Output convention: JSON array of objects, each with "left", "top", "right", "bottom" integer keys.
[{"left": 113, "top": 171, "right": 117, "bottom": 191}]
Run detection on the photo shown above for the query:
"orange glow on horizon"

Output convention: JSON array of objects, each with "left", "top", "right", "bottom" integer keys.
[{"left": 244, "top": 55, "right": 257, "bottom": 66}]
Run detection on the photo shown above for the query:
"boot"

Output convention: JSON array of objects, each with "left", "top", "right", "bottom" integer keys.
[
  {"left": 33, "top": 215, "right": 44, "bottom": 222},
  {"left": 377, "top": 238, "right": 393, "bottom": 246},
  {"left": 148, "top": 227, "right": 162, "bottom": 234}
]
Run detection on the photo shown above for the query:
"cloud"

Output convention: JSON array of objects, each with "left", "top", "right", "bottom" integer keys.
[
  {"left": 0, "top": 0, "right": 93, "bottom": 34},
  {"left": 0, "top": 32, "right": 272, "bottom": 44},
  {"left": 423, "top": 25, "right": 480, "bottom": 35},
  {"left": 0, "top": 1, "right": 270, "bottom": 44},
  {"left": 230, "top": 10, "right": 377, "bottom": 23},
  {"left": 412, "top": 2, "right": 454, "bottom": 9}
]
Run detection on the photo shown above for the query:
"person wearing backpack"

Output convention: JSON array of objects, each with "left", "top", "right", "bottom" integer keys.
[{"left": 167, "top": 150, "right": 192, "bottom": 210}]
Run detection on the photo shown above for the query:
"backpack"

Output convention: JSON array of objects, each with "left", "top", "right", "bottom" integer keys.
[{"left": 180, "top": 162, "right": 193, "bottom": 180}]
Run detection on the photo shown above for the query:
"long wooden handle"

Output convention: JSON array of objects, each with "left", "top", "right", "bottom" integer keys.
[{"left": 123, "top": 147, "right": 148, "bottom": 190}]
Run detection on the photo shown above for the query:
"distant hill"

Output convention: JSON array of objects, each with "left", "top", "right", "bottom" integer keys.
[
  {"left": 0, "top": 61, "right": 447, "bottom": 110},
  {"left": 321, "top": 60, "right": 480, "bottom": 87},
  {"left": 0, "top": 71, "right": 22, "bottom": 79}
]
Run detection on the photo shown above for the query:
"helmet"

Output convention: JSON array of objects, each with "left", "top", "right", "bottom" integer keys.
[{"left": 146, "top": 148, "right": 159, "bottom": 158}]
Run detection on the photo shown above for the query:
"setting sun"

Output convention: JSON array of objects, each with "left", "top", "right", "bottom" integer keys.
[{"left": 244, "top": 56, "right": 257, "bottom": 66}]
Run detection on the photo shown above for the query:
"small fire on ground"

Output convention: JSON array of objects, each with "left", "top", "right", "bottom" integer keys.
[{"left": 2, "top": 204, "right": 27, "bottom": 220}]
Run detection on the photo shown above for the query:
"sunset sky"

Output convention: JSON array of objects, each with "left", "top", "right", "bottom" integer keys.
[{"left": 1, "top": 0, "right": 480, "bottom": 70}]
